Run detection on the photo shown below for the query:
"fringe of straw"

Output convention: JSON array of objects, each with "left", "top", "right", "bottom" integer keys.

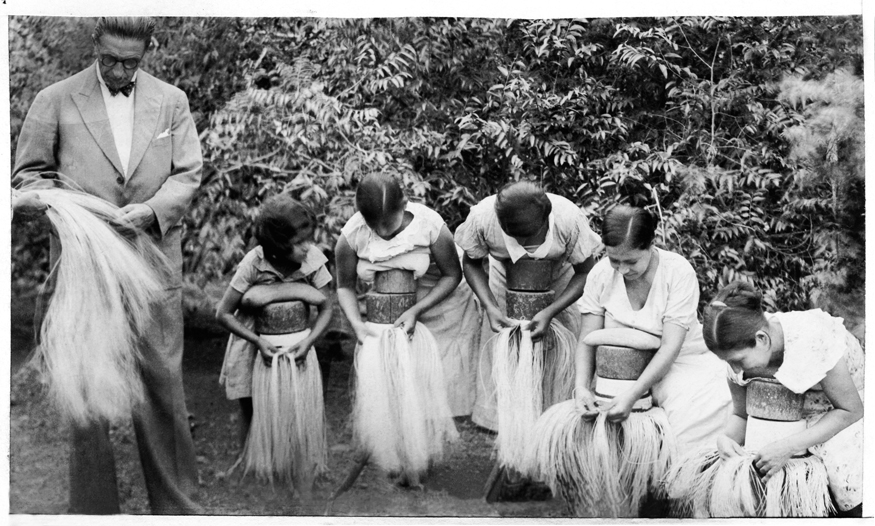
[
  {"left": 523, "top": 399, "right": 675, "bottom": 517},
  {"left": 23, "top": 187, "right": 170, "bottom": 424},
  {"left": 352, "top": 322, "right": 457, "bottom": 478},
  {"left": 239, "top": 341, "right": 327, "bottom": 492},
  {"left": 665, "top": 447, "right": 834, "bottom": 517},
  {"left": 491, "top": 321, "right": 578, "bottom": 471}
]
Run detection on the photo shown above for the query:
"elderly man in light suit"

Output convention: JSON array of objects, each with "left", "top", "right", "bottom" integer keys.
[{"left": 13, "top": 17, "right": 202, "bottom": 514}]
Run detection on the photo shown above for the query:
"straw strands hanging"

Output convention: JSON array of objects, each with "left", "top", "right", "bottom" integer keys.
[
  {"left": 352, "top": 322, "right": 457, "bottom": 479},
  {"left": 522, "top": 399, "right": 674, "bottom": 517},
  {"left": 18, "top": 187, "right": 170, "bottom": 425},
  {"left": 490, "top": 321, "right": 576, "bottom": 471},
  {"left": 664, "top": 447, "right": 833, "bottom": 517},
  {"left": 236, "top": 331, "right": 327, "bottom": 492}
]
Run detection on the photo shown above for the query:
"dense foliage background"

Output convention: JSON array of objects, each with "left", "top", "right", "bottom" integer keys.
[{"left": 9, "top": 16, "right": 864, "bottom": 327}]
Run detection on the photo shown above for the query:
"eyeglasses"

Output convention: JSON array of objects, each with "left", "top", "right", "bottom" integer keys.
[{"left": 99, "top": 54, "right": 140, "bottom": 70}]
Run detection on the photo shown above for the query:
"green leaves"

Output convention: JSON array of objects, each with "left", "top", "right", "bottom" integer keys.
[{"left": 10, "top": 16, "right": 863, "bottom": 318}]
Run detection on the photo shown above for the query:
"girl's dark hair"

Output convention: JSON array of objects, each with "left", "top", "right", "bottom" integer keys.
[
  {"left": 254, "top": 194, "right": 315, "bottom": 263},
  {"left": 702, "top": 281, "right": 769, "bottom": 353},
  {"left": 355, "top": 172, "right": 406, "bottom": 224},
  {"left": 601, "top": 204, "right": 658, "bottom": 249},
  {"left": 92, "top": 17, "right": 156, "bottom": 48},
  {"left": 494, "top": 181, "right": 552, "bottom": 226}
]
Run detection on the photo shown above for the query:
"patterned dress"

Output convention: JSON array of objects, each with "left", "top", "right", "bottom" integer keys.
[{"left": 727, "top": 309, "right": 864, "bottom": 511}]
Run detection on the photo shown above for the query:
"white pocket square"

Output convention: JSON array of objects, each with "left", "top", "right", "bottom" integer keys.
[{"left": 156, "top": 128, "right": 171, "bottom": 139}]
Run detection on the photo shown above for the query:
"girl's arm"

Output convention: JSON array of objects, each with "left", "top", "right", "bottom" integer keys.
[
  {"left": 215, "top": 286, "right": 279, "bottom": 360},
  {"left": 603, "top": 321, "right": 686, "bottom": 423},
  {"left": 288, "top": 284, "right": 335, "bottom": 361},
  {"left": 528, "top": 257, "right": 595, "bottom": 341},
  {"left": 393, "top": 226, "right": 462, "bottom": 335},
  {"left": 754, "top": 355, "right": 862, "bottom": 480},
  {"left": 334, "top": 234, "right": 373, "bottom": 344},
  {"left": 574, "top": 313, "right": 606, "bottom": 415},
  {"left": 462, "top": 253, "right": 514, "bottom": 333},
  {"left": 240, "top": 281, "right": 326, "bottom": 309}
]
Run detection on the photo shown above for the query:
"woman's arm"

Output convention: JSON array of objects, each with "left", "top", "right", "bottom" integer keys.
[
  {"left": 754, "top": 355, "right": 862, "bottom": 480},
  {"left": 528, "top": 257, "right": 595, "bottom": 341},
  {"left": 240, "top": 281, "right": 326, "bottom": 309},
  {"left": 215, "top": 286, "right": 279, "bottom": 360},
  {"left": 716, "top": 380, "right": 749, "bottom": 457},
  {"left": 574, "top": 313, "right": 606, "bottom": 415},
  {"left": 334, "top": 234, "right": 372, "bottom": 344},
  {"left": 463, "top": 253, "right": 514, "bottom": 333},
  {"left": 393, "top": 226, "right": 462, "bottom": 335},
  {"left": 603, "top": 321, "right": 687, "bottom": 422}
]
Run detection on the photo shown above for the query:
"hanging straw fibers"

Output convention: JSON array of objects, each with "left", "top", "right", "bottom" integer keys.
[
  {"left": 237, "top": 329, "right": 327, "bottom": 492},
  {"left": 17, "top": 187, "right": 170, "bottom": 425},
  {"left": 664, "top": 447, "right": 833, "bottom": 517},
  {"left": 490, "top": 321, "right": 576, "bottom": 471},
  {"left": 352, "top": 322, "right": 457, "bottom": 479},
  {"left": 522, "top": 399, "right": 674, "bottom": 517}
]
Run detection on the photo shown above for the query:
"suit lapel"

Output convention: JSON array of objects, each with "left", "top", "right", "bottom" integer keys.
[
  {"left": 127, "top": 72, "right": 163, "bottom": 178},
  {"left": 71, "top": 66, "right": 125, "bottom": 176}
]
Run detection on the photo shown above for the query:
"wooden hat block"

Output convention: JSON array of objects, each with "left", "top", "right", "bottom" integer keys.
[
  {"left": 584, "top": 328, "right": 661, "bottom": 411},
  {"left": 255, "top": 300, "right": 311, "bottom": 350},
  {"left": 745, "top": 377, "right": 808, "bottom": 457},
  {"left": 506, "top": 259, "right": 555, "bottom": 322},
  {"left": 366, "top": 269, "right": 417, "bottom": 324},
  {"left": 255, "top": 300, "right": 310, "bottom": 334},
  {"left": 506, "top": 259, "right": 553, "bottom": 292}
]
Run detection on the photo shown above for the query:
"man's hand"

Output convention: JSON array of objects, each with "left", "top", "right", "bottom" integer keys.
[
  {"left": 12, "top": 191, "right": 49, "bottom": 220},
  {"left": 117, "top": 203, "right": 156, "bottom": 231}
]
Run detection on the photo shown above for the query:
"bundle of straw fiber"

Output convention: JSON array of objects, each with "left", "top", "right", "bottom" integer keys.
[
  {"left": 522, "top": 399, "right": 674, "bottom": 517},
  {"left": 491, "top": 321, "right": 576, "bottom": 471},
  {"left": 352, "top": 322, "right": 458, "bottom": 479},
  {"left": 237, "top": 329, "right": 327, "bottom": 491},
  {"left": 664, "top": 447, "right": 833, "bottom": 517},
  {"left": 15, "top": 186, "right": 169, "bottom": 425}
]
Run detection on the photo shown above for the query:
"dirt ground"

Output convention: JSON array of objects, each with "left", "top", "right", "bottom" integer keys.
[{"left": 8, "top": 289, "right": 568, "bottom": 518}]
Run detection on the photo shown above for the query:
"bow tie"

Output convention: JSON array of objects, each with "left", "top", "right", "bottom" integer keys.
[{"left": 108, "top": 82, "right": 135, "bottom": 97}]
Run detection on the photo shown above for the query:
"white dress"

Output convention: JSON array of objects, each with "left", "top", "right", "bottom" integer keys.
[
  {"left": 727, "top": 309, "right": 864, "bottom": 511},
  {"left": 340, "top": 201, "right": 482, "bottom": 417},
  {"left": 577, "top": 248, "right": 732, "bottom": 449},
  {"left": 454, "top": 193, "right": 603, "bottom": 430}
]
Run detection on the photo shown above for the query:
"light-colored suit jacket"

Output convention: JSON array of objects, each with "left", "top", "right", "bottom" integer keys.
[{"left": 13, "top": 64, "right": 203, "bottom": 286}]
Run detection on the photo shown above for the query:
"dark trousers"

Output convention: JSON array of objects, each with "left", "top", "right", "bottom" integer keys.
[{"left": 67, "top": 288, "right": 201, "bottom": 514}]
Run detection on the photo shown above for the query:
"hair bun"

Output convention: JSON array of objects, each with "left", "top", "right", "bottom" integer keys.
[{"left": 718, "top": 281, "right": 763, "bottom": 311}]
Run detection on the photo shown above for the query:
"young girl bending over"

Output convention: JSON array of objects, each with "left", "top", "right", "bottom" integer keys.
[
  {"left": 215, "top": 194, "right": 333, "bottom": 446},
  {"left": 335, "top": 172, "right": 482, "bottom": 416},
  {"left": 703, "top": 281, "right": 864, "bottom": 516}
]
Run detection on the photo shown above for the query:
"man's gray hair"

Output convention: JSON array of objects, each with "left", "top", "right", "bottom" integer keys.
[{"left": 92, "top": 17, "right": 156, "bottom": 48}]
